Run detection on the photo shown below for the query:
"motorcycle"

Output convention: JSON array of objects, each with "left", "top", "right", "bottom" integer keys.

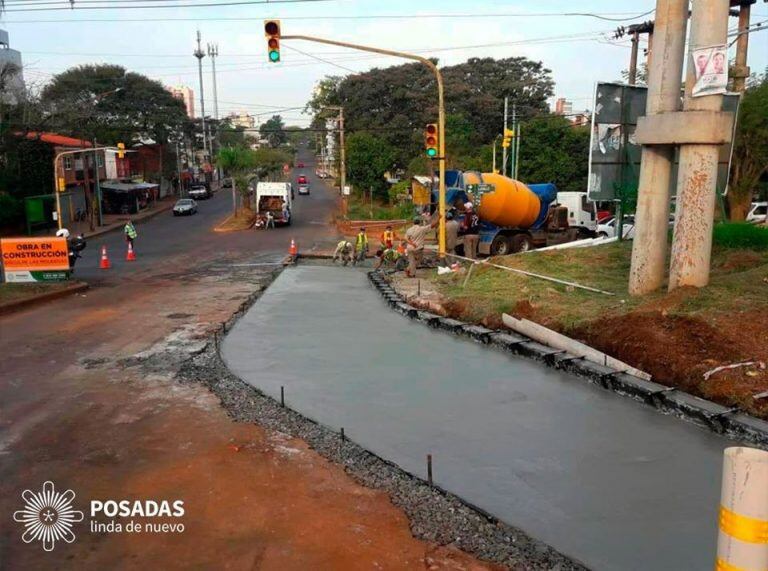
[{"left": 67, "top": 234, "right": 87, "bottom": 269}]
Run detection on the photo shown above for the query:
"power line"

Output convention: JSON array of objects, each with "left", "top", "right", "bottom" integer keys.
[
  {"left": 0, "top": 8, "right": 659, "bottom": 23},
  {"left": 0, "top": 0, "right": 330, "bottom": 12}
]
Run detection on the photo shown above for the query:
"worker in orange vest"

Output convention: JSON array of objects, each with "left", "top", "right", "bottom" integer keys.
[{"left": 381, "top": 225, "right": 395, "bottom": 249}]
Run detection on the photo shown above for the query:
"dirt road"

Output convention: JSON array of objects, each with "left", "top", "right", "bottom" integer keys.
[{"left": 0, "top": 149, "right": 498, "bottom": 570}]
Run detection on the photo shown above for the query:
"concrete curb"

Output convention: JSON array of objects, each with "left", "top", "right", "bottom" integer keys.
[
  {"left": 367, "top": 270, "right": 768, "bottom": 448},
  {"left": 0, "top": 282, "right": 89, "bottom": 316}
]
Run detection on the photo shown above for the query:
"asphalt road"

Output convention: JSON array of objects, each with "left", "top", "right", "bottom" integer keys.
[
  {"left": 74, "top": 141, "right": 338, "bottom": 282},
  {"left": 223, "top": 265, "right": 741, "bottom": 571}
]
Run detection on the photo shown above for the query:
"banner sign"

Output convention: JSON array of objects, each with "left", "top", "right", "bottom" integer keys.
[
  {"left": 1, "top": 237, "right": 70, "bottom": 282},
  {"left": 692, "top": 44, "right": 728, "bottom": 98}
]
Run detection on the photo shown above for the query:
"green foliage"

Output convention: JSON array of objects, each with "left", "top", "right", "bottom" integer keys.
[
  {"left": 218, "top": 122, "right": 248, "bottom": 147},
  {"left": 346, "top": 195, "right": 413, "bottom": 221},
  {"left": 388, "top": 180, "right": 410, "bottom": 204},
  {"left": 252, "top": 147, "right": 292, "bottom": 179},
  {"left": 40, "top": 64, "right": 187, "bottom": 144},
  {"left": 406, "top": 155, "right": 433, "bottom": 179},
  {"left": 517, "top": 116, "right": 590, "bottom": 191},
  {"left": 259, "top": 115, "right": 287, "bottom": 148},
  {"left": 346, "top": 132, "right": 396, "bottom": 199},
  {"left": 728, "top": 74, "right": 768, "bottom": 220},
  {"left": 0, "top": 193, "right": 23, "bottom": 227},
  {"left": 308, "top": 56, "right": 553, "bottom": 168},
  {"left": 713, "top": 223, "right": 768, "bottom": 250}
]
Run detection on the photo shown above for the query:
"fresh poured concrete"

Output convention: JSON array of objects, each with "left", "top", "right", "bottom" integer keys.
[{"left": 222, "top": 265, "right": 737, "bottom": 571}]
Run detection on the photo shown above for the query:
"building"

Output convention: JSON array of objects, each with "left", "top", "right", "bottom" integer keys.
[
  {"left": 167, "top": 85, "right": 195, "bottom": 118},
  {"left": 227, "top": 111, "right": 256, "bottom": 129},
  {"left": 0, "top": 29, "right": 24, "bottom": 104},
  {"left": 554, "top": 98, "right": 573, "bottom": 116}
]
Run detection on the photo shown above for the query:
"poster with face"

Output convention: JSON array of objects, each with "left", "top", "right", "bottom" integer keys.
[{"left": 692, "top": 44, "right": 728, "bottom": 97}]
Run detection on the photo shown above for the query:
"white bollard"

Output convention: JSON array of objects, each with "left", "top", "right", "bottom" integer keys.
[{"left": 717, "top": 447, "right": 768, "bottom": 570}]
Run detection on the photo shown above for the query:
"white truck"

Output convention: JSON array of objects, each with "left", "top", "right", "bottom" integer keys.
[{"left": 256, "top": 182, "right": 292, "bottom": 226}]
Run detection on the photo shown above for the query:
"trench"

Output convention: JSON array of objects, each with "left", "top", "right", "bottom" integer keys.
[{"left": 221, "top": 264, "right": 740, "bottom": 571}]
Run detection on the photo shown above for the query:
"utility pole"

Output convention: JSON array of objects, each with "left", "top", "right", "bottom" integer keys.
[
  {"left": 193, "top": 31, "right": 209, "bottom": 161},
  {"left": 628, "top": 0, "right": 688, "bottom": 295},
  {"left": 615, "top": 20, "right": 655, "bottom": 85},
  {"left": 207, "top": 42, "right": 220, "bottom": 180},
  {"left": 668, "top": 0, "right": 732, "bottom": 290},
  {"left": 510, "top": 103, "right": 517, "bottom": 178},
  {"left": 502, "top": 96, "right": 508, "bottom": 176},
  {"left": 732, "top": 1, "right": 755, "bottom": 93},
  {"left": 514, "top": 123, "right": 521, "bottom": 180},
  {"left": 629, "top": 31, "right": 639, "bottom": 84}
]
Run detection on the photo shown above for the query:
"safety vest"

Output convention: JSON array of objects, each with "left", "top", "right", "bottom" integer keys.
[
  {"left": 382, "top": 230, "right": 394, "bottom": 246},
  {"left": 355, "top": 232, "right": 368, "bottom": 251},
  {"left": 124, "top": 223, "right": 137, "bottom": 239}
]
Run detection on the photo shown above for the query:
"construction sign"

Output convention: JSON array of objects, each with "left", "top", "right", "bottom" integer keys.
[{"left": 0, "top": 237, "right": 70, "bottom": 282}]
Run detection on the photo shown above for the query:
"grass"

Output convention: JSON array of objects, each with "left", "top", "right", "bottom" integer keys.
[
  {"left": 345, "top": 195, "right": 414, "bottom": 221},
  {"left": 0, "top": 282, "right": 72, "bottom": 304},
  {"left": 214, "top": 209, "right": 257, "bottom": 232},
  {"left": 713, "top": 222, "right": 768, "bottom": 250},
  {"left": 435, "top": 241, "right": 768, "bottom": 331}
]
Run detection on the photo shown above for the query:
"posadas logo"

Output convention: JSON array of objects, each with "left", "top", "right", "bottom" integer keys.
[{"left": 13, "top": 481, "right": 85, "bottom": 552}]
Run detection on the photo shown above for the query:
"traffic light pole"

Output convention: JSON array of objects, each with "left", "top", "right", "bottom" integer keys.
[{"left": 281, "top": 34, "right": 447, "bottom": 256}]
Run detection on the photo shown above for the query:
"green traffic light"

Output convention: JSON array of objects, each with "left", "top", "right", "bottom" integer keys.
[
  {"left": 426, "top": 148, "right": 437, "bottom": 157},
  {"left": 269, "top": 50, "right": 280, "bottom": 62}
]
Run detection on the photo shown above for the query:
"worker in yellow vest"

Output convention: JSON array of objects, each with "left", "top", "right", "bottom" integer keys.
[{"left": 353, "top": 227, "right": 369, "bottom": 265}]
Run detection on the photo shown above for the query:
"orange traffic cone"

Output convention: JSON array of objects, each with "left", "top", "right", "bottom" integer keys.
[
  {"left": 126, "top": 241, "right": 136, "bottom": 261},
  {"left": 99, "top": 245, "right": 111, "bottom": 269},
  {"left": 289, "top": 239, "right": 298, "bottom": 257}
]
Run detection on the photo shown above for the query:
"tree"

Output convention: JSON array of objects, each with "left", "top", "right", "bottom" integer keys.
[
  {"left": 216, "top": 146, "right": 256, "bottom": 213},
  {"left": 728, "top": 74, "right": 768, "bottom": 220},
  {"left": 620, "top": 63, "right": 649, "bottom": 86},
  {"left": 40, "top": 64, "right": 187, "bottom": 146},
  {"left": 517, "top": 116, "right": 590, "bottom": 192},
  {"left": 259, "top": 115, "right": 287, "bottom": 148},
  {"left": 307, "top": 56, "right": 554, "bottom": 169},
  {"left": 252, "top": 147, "right": 292, "bottom": 180},
  {"left": 346, "top": 132, "right": 396, "bottom": 200}
]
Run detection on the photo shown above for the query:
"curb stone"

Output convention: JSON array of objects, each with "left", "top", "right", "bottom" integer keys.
[
  {"left": 0, "top": 282, "right": 89, "bottom": 316},
  {"left": 366, "top": 270, "right": 768, "bottom": 449}
]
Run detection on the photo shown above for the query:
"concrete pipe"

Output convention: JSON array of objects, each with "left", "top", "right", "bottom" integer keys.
[{"left": 716, "top": 447, "right": 768, "bottom": 570}]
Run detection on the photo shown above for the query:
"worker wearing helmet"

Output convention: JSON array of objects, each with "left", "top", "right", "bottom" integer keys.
[{"left": 353, "top": 227, "right": 369, "bottom": 265}]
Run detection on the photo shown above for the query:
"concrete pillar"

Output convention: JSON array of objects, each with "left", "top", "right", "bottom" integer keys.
[
  {"left": 668, "top": 0, "right": 730, "bottom": 290},
  {"left": 628, "top": 0, "right": 688, "bottom": 295},
  {"left": 716, "top": 447, "right": 768, "bottom": 569}
]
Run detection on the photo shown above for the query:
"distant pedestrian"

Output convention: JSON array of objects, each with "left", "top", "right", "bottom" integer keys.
[
  {"left": 460, "top": 202, "right": 480, "bottom": 259},
  {"left": 354, "top": 227, "right": 369, "bottom": 265},
  {"left": 124, "top": 220, "right": 137, "bottom": 249},
  {"left": 265, "top": 211, "right": 275, "bottom": 229}
]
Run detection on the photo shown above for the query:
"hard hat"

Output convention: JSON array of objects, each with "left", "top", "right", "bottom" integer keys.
[
  {"left": 464, "top": 201, "right": 474, "bottom": 210},
  {"left": 56, "top": 228, "right": 70, "bottom": 239}
]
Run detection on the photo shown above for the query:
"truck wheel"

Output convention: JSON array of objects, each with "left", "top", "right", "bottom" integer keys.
[
  {"left": 490, "top": 235, "right": 511, "bottom": 256},
  {"left": 511, "top": 234, "right": 533, "bottom": 253}
]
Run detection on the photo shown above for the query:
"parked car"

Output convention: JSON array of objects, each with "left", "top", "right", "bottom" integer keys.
[
  {"left": 297, "top": 162, "right": 305, "bottom": 168},
  {"left": 747, "top": 201, "right": 767, "bottom": 224},
  {"left": 189, "top": 184, "right": 211, "bottom": 200},
  {"left": 297, "top": 175, "right": 308, "bottom": 185},
  {"left": 221, "top": 178, "right": 233, "bottom": 189},
  {"left": 298, "top": 184, "right": 310, "bottom": 195},
  {"left": 597, "top": 216, "right": 635, "bottom": 239},
  {"left": 173, "top": 198, "right": 198, "bottom": 216}
]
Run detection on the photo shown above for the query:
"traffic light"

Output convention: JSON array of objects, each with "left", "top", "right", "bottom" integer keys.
[
  {"left": 424, "top": 123, "right": 438, "bottom": 158},
  {"left": 264, "top": 20, "right": 281, "bottom": 62},
  {"left": 502, "top": 128, "right": 514, "bottom": 149},
  {"left": 117, "top": 142, "right": 125, "bottom": 159}
]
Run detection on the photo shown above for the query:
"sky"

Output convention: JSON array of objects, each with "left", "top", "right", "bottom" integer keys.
[{"left": 2, "top": 0, "right": 767, "bottom": 127}]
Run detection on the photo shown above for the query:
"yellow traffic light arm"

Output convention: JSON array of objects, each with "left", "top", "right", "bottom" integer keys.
[{"left": 281, "top": 34, "right": 447, "bottom": 257}]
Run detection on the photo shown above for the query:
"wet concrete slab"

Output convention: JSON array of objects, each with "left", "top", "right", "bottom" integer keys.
[{"left": 222, "top": 265, "right": 738, "bottom": 571}]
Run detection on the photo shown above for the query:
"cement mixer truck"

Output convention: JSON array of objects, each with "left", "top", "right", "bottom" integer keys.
[{"left": 453, "top": 171, "right": 597, "bottom": 256}]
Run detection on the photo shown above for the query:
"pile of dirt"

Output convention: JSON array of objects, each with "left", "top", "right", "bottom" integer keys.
[{"left": 573, "top": 312, "right": 738, "bottom": 391}]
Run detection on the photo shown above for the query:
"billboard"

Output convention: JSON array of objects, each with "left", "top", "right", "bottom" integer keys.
[
  {"left": 588, "top": 82, "right": 739, "bottom": 207},
  {"left": 1, "top": 237, "right": 70, "bottom": 282}
]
